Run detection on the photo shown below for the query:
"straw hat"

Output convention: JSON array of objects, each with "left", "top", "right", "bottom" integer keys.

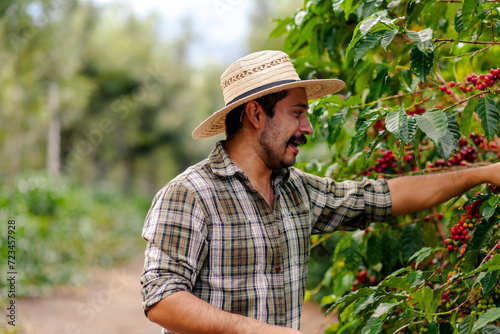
[{"left": 192, "top": 50, "right": 345, "bottom": 139}]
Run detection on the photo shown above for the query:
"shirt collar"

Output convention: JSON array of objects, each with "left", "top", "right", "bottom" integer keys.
[{"left": 209, "top": 141, "right": 290, "bottom": 183}]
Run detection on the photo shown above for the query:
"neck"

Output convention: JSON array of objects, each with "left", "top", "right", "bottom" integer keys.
[{"left": 223, "top": 138, "right": 273, "bottom": 186}]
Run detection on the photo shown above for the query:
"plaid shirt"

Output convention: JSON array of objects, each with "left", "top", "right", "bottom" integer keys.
[{"left": 141, "top": 141, "right": 392, "bottom": 331}]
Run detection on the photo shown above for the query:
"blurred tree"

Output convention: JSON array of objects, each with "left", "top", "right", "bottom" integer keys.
[
  {"left": 0, "top": 0, "right": 227, "bottom": 196},
  {"left": 247, "top": 0, "right": 303, "bottom": 51}
]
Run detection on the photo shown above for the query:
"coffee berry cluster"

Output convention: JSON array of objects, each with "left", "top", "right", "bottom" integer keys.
[
  {"left": 439, "top": 68, "right": 500, "bottom": 94},
  {"left": 370, "top": 150, "right": 397, "bottom": 174},
  {"left": 440, "top": 285, "right": 466, "bottom": 310},
  {"left": 427, "top": 133, "right": 499, "bottom": 170},
  {"left": 364, "top": 149, "right": 414, "bottom": 176},
  {"left": 490, "top": 183, "right": 500, "bottom": 194},
  {"left": 474, "top": 295, "right": 497, "bottom": 314},
  {"left": 471, "top": 289, "right": 500, "bottom": 315},
  {"left": 350, "top": 269, "right": 377, "bottom": 291},
  {"left": 406, "top": 104, "right": 426, "bottom": 116},
  {"left": 444, "top": 196, "right": 484, "bottom": 252}
]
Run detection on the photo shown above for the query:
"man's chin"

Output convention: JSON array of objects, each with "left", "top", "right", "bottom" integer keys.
[{"left": 282, "top": 155, "right": 297, "bottom": 168}]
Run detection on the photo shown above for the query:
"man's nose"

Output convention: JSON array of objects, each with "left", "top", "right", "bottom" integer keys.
[{"left": 299, "top": 114, "right": 314, "bottom": 136}]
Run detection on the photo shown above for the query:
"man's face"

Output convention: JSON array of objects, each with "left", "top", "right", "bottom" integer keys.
[{"left": 258, "top": 88, "right": 313, "bottom": 169}]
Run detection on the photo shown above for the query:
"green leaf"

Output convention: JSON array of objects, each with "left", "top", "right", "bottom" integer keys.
[
  {"left": 401, "top": 115, "right": 417, "bottom": 145},
  {"left": 467, "top": 217, "right": 498, "bottom": 254},
  {"left": 455, "top": 8, "right": 464, "bottom": 33},
  {"left": 326, "top": 287, "right": 376, "bottom": 315},
  {"left": 476, "top": 97, "right": 499, "bottom": 142},
  {"left": 381, "top": 275, "right": 411, "bottom": 290},
  {"left": 481, "top": 197, "right": 499, "bottom": 222},
  {"left": 428, "top": 320, "right": 440, "bottom": 334},
  {"left": 386, "top": 108, "right": 405, "bottom": 140},
  {"left": 361, "top": 0, "right": 385, "bottom": 18},
  {"left": 462, "top": 250, "right": 481, "bottom": 272},
  {"left": 488, "top": 195, "right": 500, "bottom": 207},
  {"left": 405, "top": 27, "right": 434, "bottom": 53},
  {"left": 479, "top": 253, "right": 500, "bottom": 274},
  {"left": 332, "top": 0, "right": 344, "bottom": 13},
  {"left": 387, "top": 42, "right": 415, "bottom": 79},
  {"left": 408, "top": 270, "right": 425, "bottom": 286},
  {"left": 409, "top": 285, "right": 433, "bottom": 310},
  {"left": 387, "top": 0, "right": 401, "bottom": 10},
  {"left": 414, "top": 109, "right": 449, "bottom": 146},
  {"left": 365, "top": 130, "right": 387, "bottom": 160},
  {"left": 472, "top": 308, "right": 500, "bottom": 332},
  {"left": 342, "top": 0, "right": 363, "bottom": 20},
  {"left": 296, "top": 16, "right": 323, "bottom": 50},
  {"left": 470, "top": 50, "right": 479, "bottom": 65},
  {"left": 481, "top": 325, "right": 500, "bottom": 334},
  {"left": 446, "top": 112, "right": 461, "bottom": 147},
  {"left": 408, "top": 247, "right": 434, "bottom": 269},
  {"left": 354, "top": 31, "right": 385, "bottom": 63},
  {"left": 458, "top": 315, "right": 474, "bottom": 334},
  {"left": 481, "top": 204, "right": 496, "bottom": 222},
  {"left": 481, "top": 271, "right": 498, "bottom": 294},
  {"left": 360, "top": 16, "right": 382, "bottom": 35},
  {"left": 327, "top": 108, "right": 348, "bottom": 146},
  {"left": 401, "top": 224, "right": 423, "bottom": 262},
  {"left": 436, "top": 131, "right": 456, "bottom": 160},
  {"left": 410, "top": 77, "right": 420, "bottom": 93},
  {"left": 352, "top": 292, "right": 385, "bottom": 318},
  {"left": 381, "top": 230, "right": 400, "bottom": 271},
  {"left": 270, "top": 17, "right": 293, "bottom": 38},
  {"left": 347, "top": 33, "right": 364, "bottom": 57},
  {"left": 412, "top": 129, "right": 423, "bottom": 172},
  {"left": 361, "top": 302, "right": 400, "bottom": 334},
  {"left": 366, "top": 233, "right": 382, "bottom": 266},
  {"left": 348, "top": 113, "right": 382, "bottom": 156},
  {"left": 380, "top": 29, "right": 398, "bottom": 51},
  {"left": 461, "top": 0, "right": 478, "bottom": 30},
  {"left": 460, "top": 97, "right": 478, "bottom": 137},
  {"left": 410, "top": 45, "right": 434, "bottom": 84},
  {"left": 437, "top": 113, "right": 461, "bottom": 160},
  {"left": 345, "top": 238, "right": 362, "bottom": 271}
]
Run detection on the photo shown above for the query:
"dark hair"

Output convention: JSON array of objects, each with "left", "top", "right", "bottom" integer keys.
[{"left": 225, "top": 89, "right": 290, "bottom": 138}]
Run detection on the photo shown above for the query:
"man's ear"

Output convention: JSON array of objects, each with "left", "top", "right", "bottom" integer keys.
[{"left": 243, "top": 101, "right": 265, "bottom": 130}]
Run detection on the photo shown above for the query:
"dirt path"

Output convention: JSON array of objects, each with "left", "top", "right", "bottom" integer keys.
[{"left": 18, "top": 257, "right": 336, "bottom": 334}]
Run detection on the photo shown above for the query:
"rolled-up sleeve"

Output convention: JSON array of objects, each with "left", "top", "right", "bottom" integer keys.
[
  {"left": 305, "top": 175, "right": 392, "bottom": 234},
  {"left": 140, "top": 182, "right": 209, "bottom": 314}
]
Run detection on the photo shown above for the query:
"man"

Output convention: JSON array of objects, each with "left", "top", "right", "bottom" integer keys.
[{"left": 141, "top": 50, "right": 500, "bottom": 334}]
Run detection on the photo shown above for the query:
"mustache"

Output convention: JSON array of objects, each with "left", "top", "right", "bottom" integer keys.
[{"left": 288, "top": 134, "right": 307, "bottom": 147}]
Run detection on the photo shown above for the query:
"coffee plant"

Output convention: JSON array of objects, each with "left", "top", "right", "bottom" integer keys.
[{"left": 273, "top": 0, "right": 500, "bottom": 332}]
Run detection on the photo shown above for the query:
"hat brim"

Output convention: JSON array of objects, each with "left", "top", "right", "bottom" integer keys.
[{"left": 192, "top": 78, "right": 345, "bottom": 139}]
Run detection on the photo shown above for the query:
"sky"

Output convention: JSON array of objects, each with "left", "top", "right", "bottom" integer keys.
[{"left": 93, "top": 0, "right": 253, "bottom": 66}]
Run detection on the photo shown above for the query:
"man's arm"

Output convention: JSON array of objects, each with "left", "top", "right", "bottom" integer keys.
[
  {"left": 388, "top": 162, "right": 500, "bottom": 216},
  {"left": 147, "top": 291, "right": 302, "bottom": 334}
]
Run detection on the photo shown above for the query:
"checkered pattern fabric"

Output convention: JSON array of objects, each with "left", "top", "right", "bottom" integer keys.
[{"left": 141, "top": 141, "right": 392, "bottom": 331}]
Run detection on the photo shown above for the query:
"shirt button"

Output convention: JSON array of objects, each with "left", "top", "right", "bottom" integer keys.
[
  {"left": 277, "top": 228, "right": 281, "bottom": 235},
  {"left": 275, "top": 266, "right": 281, "bottom": 273}
]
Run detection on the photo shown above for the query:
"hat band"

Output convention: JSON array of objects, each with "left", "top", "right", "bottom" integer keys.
[{"left": 226, "top": 79, "right": 298, "bottom": 106}]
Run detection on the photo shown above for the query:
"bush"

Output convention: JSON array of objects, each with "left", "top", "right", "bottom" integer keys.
[
  {"left": 0, "top": 172, "right": 148, "bottom": 298},
  {"left": 276, "top": 0, "right": 500, "bottom": 332}
]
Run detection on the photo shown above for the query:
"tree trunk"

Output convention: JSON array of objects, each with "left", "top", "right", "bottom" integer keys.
[{"left": 47, "top": 81, "right": 61, "bottom": 176}]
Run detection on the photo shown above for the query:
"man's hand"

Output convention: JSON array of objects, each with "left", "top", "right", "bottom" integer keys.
[
  {"left": 388, "top": 162, "right": 500, "bottom": 216},
  {"left": 147, "top": 291, "right": 303, "bottom": 334}
]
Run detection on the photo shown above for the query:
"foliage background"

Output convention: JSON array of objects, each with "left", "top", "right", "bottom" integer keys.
[{"left": 274, "top": 0, "right": 500, "bottom": 332}]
